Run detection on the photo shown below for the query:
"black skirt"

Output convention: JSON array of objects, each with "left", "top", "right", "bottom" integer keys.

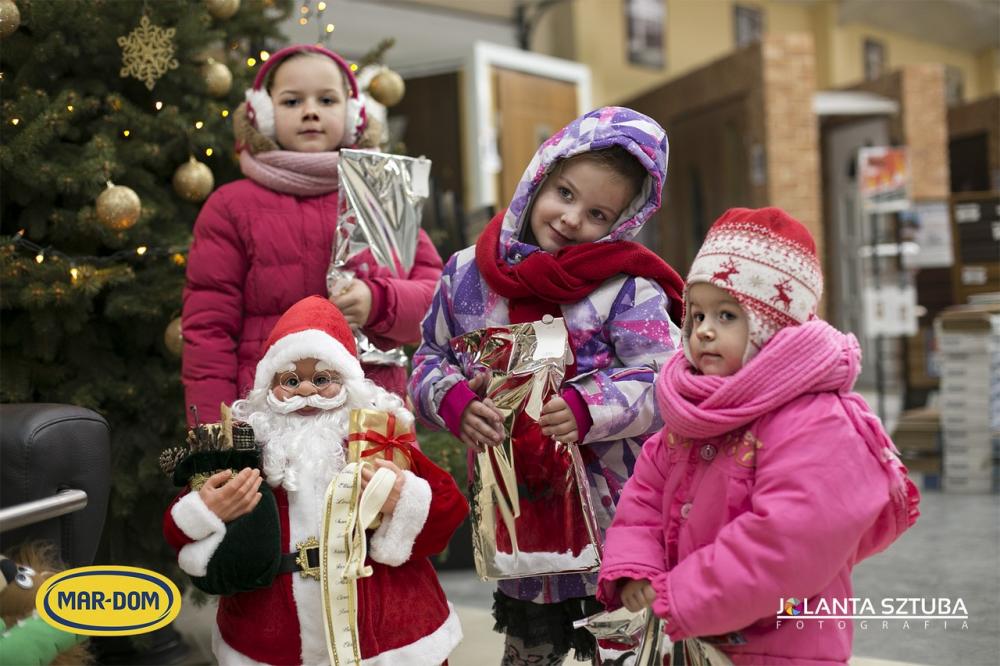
[{"left": 492, "top": 589, "right": 604, "bottom": 661}]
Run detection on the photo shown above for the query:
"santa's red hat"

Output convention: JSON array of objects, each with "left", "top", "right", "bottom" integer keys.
[
  {"left": 253, "top": 296, "right": 362, "bottom": 391},
  {"left": 683, "top": 207, "right": 823, "bottom": 363}
]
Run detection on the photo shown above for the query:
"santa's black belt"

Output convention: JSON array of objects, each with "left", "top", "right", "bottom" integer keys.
[{"left": 279, "top": 538, "right": 321, "bottom": 579}]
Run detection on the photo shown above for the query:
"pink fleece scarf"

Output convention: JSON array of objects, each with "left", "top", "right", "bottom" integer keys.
[
  {"left": 658, "top": 319, "right": 919, "bottom": 554},
  {"left": 239, "top": 149, "right": 340, "bottom": 196}
]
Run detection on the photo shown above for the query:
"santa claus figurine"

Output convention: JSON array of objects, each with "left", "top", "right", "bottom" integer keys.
[{"left": 163, "top": 296, "right": 468, "bottom": 665}]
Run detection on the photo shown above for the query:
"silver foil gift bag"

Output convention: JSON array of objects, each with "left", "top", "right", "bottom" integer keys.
[
  {"left": 449, "top": 315, "right": 604, "bottom": 580},
  {"left": 576, "top": 608, "right": 734, "bottom": 666},
  {"left": 328, "top": 149, "right": 431, "bottom": 366}
]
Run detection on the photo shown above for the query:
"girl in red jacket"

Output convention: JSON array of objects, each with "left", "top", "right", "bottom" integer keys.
[{"left": 182, "top": 44, "right": 443, "bottom": 424}]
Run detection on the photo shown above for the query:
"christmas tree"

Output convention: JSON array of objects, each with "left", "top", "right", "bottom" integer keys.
[{"left": 0, "top": 0, "right": 293, "bottom": 575}]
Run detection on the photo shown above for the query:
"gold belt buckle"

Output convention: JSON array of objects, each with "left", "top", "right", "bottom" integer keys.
[{"left": 295, "top": 537, "right": 320, "bottom": 580}]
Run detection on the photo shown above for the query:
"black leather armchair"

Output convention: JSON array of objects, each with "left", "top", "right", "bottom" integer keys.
[{"left": 0, "top": 403, "right": 111, "bottom": 567}]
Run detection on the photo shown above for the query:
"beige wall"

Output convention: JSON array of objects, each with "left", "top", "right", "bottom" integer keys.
[
  {"left": 555, "top": 0, "right": 999, "bottom": 106},
  {"left": 830, "top": 21, "right": 990, "bottom": 100}
]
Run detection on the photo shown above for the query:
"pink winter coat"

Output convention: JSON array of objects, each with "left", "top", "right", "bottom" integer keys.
[
  {"left": 598, "top": 391, "right": 898, "bottom": 665},
  {"left": 182, "top": 178, "right": 443, "bottom": 424}
]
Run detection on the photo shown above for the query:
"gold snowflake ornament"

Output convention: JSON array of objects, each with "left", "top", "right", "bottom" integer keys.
[{"left": 118, "top": 15, "right": 179, "bottom": 91}]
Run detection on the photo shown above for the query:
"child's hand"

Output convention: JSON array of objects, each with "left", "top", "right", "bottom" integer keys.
[
  {"left": 621, "top": 578, "right": 656, "bottom": 612},
  {"left": 468, "top": 371, "right": 492, "bottom": 398},
  {"left": 539, "top": 396, "right": 579, "bottom": 443},
  {"left": 360, "top": 459, "right": 405, "bottom": 515},
  {"left": 331, "top": 279, "right": 373, "bottom": 328},
  {"left": 460, "top": 398, "right": 504, "bottom": 453},
  {"left": 198, "top": 468, "right": 262, "bottom": 523}
]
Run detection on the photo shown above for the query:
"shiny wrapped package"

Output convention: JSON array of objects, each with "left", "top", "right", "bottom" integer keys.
[
  {"left": 576, "top": 608, "right": 734, "bottom": 665},
  {"left": 450, "top": 315, "right": 603, "bottom": 580},
  {"left": 347, "top": 408, "right": 415, "bottom": 471},
  {"left": 328, "top": 149, "right": 431, "bottom": 366}
]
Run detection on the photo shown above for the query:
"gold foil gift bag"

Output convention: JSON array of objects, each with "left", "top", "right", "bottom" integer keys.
[{"left": 449, "top": 315, "right": 603, "bottom": 580}]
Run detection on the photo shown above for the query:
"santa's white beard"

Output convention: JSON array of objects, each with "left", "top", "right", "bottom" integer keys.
[{"left": 231, "top": 377, "right": 413, "bottom": 494}]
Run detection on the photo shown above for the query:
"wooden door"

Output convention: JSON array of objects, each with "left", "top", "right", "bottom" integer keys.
[
  {"left": 492, "top": 67, "right": 578, "bottom": 206},
  {"left": 662, "top": 97, "right": 751, "bottom": 272}
]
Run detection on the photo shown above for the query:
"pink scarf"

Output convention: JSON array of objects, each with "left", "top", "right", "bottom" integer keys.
[
  {"left": 658, "top": 320, "right": 919, "bottom": 555},
  {"left": 239, "top": 150, "right": 340, "bottom": 196}
]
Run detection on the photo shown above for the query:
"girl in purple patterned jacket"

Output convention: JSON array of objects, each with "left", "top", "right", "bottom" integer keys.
[{"left": 408, "top": 107, "right": 684, "bottom": 665}]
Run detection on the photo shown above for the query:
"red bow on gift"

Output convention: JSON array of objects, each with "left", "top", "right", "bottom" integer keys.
[{"left": 348, "top": 414, "right": 416, "bottom": 469}]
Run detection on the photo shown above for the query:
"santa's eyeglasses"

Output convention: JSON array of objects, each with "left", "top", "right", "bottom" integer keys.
[{"left": 273, "top": 370, "right": 343, "bottom": 394}]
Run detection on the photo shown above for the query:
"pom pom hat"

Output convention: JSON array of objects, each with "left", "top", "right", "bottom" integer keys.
[
  {"left": 243, "top": 44, "right": 368, "bottom": 147},
  {"left": 253, "top": 296, "right": 363, "bottom": 391},
  {"left": 683, "top": 207, "right": 824, "bottom": 364}
]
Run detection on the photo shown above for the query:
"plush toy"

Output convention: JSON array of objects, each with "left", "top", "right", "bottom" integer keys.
[{"left": 0, "top": 544, "right": 90, "bottom": 666}]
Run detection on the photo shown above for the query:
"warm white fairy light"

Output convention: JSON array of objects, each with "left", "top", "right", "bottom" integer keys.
[
  {"left": 155, "top": 101, "right": 163, "bottom": 110},
  {"left": 205, "top": 148, "right": 214, "bottom": 157},
  {"left": 221, "top": 109, "right": 229, "bottom": 118},
  {"left": 325, "top": 23, "right": 334, "bottom": 32},
  {"left": 247, "top": 57, "right": 257, "bottom": 67},
  {"left": 317, "top": 1, "right": 326, "bottom": 9},
  {"left": 122, "top": 129, "right": 130, "bottom": 137},
  {"left": 194, "top": 120, "right": 204, "bottom": 129},
  {"left": 136, "top": 246, "right": 148, "bottom": 256},
  {"left": 260, "top": 50, "right": 270, "bottom": 61}
]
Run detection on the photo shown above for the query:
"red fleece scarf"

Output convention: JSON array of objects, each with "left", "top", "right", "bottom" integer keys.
[{"left": 475, "top": 210, "right": 685, "bottom": 325}]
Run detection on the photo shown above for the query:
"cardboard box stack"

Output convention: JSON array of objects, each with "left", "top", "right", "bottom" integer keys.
[
  {"left": 934, "top": 304, "right": 1000, "bottom": 493},
  {"left": 892, "top": 408, "right": 942, "bottom": 490}
]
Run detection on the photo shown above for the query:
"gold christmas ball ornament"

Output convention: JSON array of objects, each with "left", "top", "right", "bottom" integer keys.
[
  {"left": 205, "top": 0, "right": 240, "bottom": 20},
  {"left": 164, "top": 317, "right": 184, "bottom": 357},
  {"left": 0, "top": 0, "right": 20, "bottom": 39},
  {"left": 96, "top": 183, "right": 142, "bottom": 231},
  {"left": 173, "top": 157, "right": 215, "bottom": 203},
  {"left": 202, "top": 59, "right": 232, "bottom": 98},
  {"left": 368, "top": 69, "right": 405, "bottom": 107}
]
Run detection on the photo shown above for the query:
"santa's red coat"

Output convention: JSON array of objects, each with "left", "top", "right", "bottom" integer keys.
[{"left": 164, "top": 446, "right": 468, "bottom": 665}]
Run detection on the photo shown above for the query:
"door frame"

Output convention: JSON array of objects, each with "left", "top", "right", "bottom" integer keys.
[{"left": 464, "top": 41, "right": 592, "bottom": 209}]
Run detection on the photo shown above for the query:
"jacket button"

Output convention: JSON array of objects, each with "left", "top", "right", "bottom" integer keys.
[
  {"left": 700, "top": 444, "right": 717, "bottom": 461},
  {"left": 680, "top": 502, "right": 692, "bottom": 519}
]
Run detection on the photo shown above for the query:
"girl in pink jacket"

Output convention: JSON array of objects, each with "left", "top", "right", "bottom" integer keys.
[
  {"left": 182, "top": 44, "right": 442, "bottom": 424},
  {"left": 597, "top": 207, "right": 920, "bottom": 665}
]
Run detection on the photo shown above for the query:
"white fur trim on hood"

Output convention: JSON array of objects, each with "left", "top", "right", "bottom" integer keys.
[{"left": 253, "top": 329, "right": 364, "bottom": 391}]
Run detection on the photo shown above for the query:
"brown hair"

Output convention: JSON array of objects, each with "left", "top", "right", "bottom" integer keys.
[
  {"left": 265, "top": 51, "right": 350, "bottom": 96},
  {"left": 563, "top": 145, "right": 646, "bottom": 197}
]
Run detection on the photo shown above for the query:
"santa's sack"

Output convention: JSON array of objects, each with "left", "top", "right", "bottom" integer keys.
[{"left": 451, "top": 317, "right": 602, "bottom": 580}]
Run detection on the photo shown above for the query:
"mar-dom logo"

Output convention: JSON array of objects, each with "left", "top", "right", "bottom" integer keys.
[
  {"left": 36, "top": 566, "right": 181, "bottom": 636},
  {"left": 781, "top": 598, "right": 804, "bottom": 616}
]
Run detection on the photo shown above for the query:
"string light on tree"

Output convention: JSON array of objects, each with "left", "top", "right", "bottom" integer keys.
[
  {"left": 96, "top": 182, "right": 142, "bottom": 231},
  {"left": 172, "top": 156, "right": 214, "bottom": 203},
  {"left": 0, "top": 0, "right": 20, "bottom": 39}
]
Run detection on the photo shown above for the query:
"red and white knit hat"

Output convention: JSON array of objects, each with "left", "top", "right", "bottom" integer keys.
[
  {"left": 253, "top": 296, "right": 363, "bottom": 391},
  {"left": 244, "top": 44, "right": 368, "bottom": 147},
  {"left": 683, "top": 207, "right": 823, "bottom": 363}
]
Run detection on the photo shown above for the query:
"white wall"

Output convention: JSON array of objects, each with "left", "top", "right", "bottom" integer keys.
[{"left": 278, "top": 0, "right": 519, "bottom": 77}]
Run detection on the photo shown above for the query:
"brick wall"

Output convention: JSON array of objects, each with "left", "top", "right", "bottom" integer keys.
[{"left": 761, "top": 34, "right": 823, "bottom": 263}]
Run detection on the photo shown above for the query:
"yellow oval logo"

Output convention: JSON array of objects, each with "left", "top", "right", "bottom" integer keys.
[{"left": 36, "top": 566, "right": 181, "bottom": 636}]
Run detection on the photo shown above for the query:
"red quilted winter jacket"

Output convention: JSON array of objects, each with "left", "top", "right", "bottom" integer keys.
[{"left": 181, "top": 178, "right": 443, "bottom": 425}]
